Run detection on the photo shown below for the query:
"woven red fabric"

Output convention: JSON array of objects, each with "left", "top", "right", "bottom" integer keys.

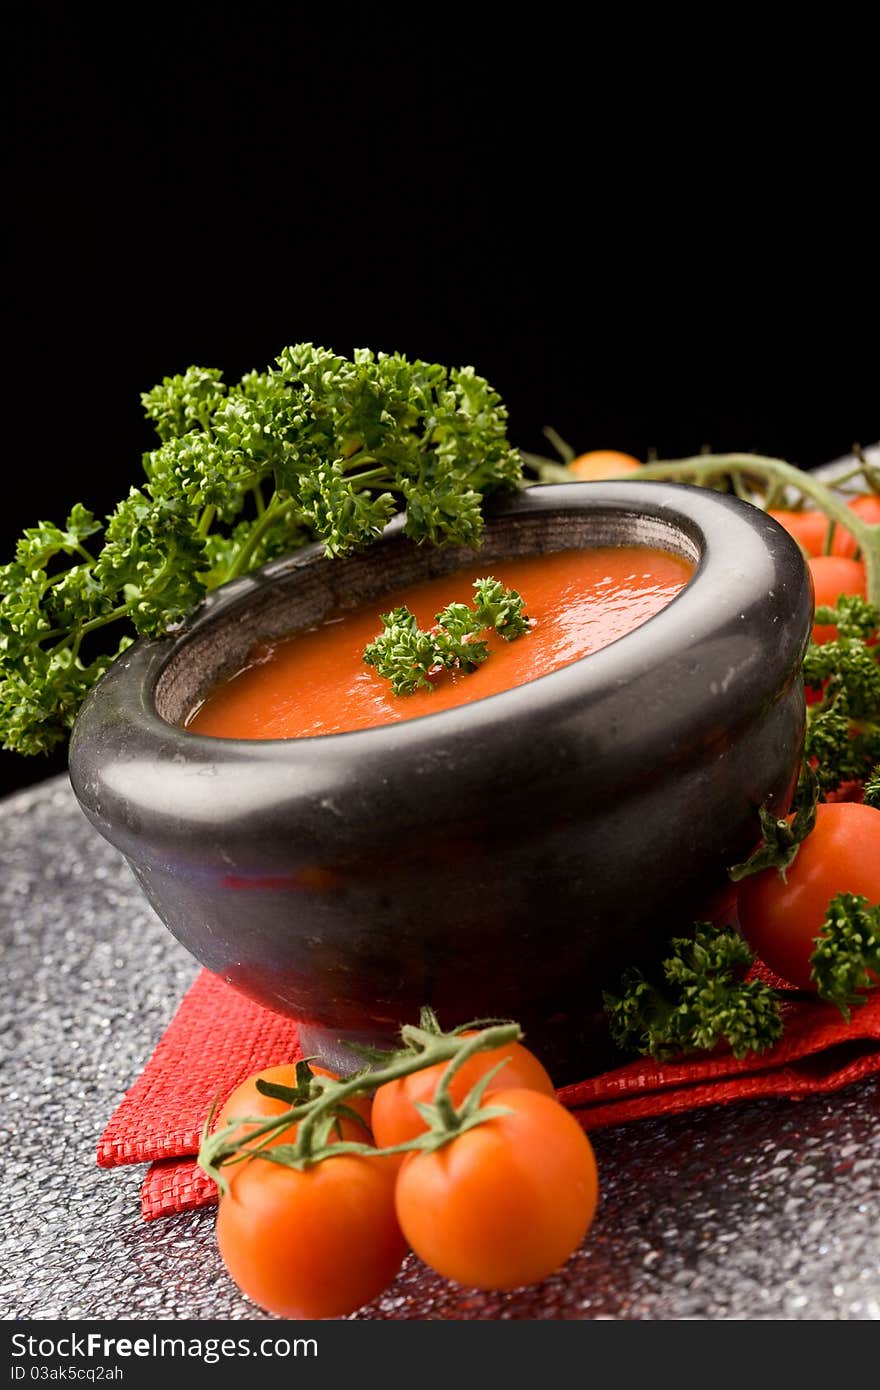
[
  {"left": 97, "top": 970, "right": 302, "bottom": 1169},
  {"left": 97, "top": 967, "right": 880, "bottom": 1221},
  {"left": 141, "top": 1157, "right": 218, "bottom": 1220}
]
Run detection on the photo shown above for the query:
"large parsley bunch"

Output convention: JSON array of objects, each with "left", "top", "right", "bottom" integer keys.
[{"left": 0, "top": 345, "right": 521, "bottom": 754}]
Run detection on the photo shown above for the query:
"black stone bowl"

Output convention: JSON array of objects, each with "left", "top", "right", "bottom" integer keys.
[{"left": 68, "top": 483, "right": 813, "bottom": 1082}]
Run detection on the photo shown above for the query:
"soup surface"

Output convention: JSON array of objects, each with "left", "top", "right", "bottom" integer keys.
[{"left": 185, "top": 546, "right": 693, "bottom": 739}]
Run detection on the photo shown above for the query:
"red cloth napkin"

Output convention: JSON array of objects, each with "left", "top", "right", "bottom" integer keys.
[{"left": 97, "top": 966, "right": 880, "bottom": 1221}]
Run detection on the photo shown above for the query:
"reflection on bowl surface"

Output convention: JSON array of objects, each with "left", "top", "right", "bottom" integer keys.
[
  {"left": 186, "top": 545, "right": 694, "bottom": 740},
  {"left": 69, "top": 483, "right": 813, "bottom": 1082}
]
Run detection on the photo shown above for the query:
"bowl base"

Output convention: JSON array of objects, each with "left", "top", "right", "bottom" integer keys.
[
  {"left": 298, "top": 1010, "right": 626, "bottom": 1088},
  {"left": 297, "top": 1022, "right": 400, "bottom": 1077}
]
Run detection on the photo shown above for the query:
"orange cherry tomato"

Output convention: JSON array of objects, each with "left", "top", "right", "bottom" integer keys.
[
  {"left": 216, "top": 1149, "right": 406, "bottom": 1318},
  {"left": 371, "top": 1034, "right": 556, "bottom": 1159},
  {"left": 216, "top": 1062, "right": 372, "bottom": 1146},
  {"left": 807, "top": 555, "right": 867, "bottom": 642},
  {"left": 831, "top": 494, "right": 880, "bottom": 558},
  {"left": 394, "top": 1088, "right": 599, "bottom": 1290},
  {"left": 767, "top": 509, "right": 830, "bottom": 558},
  {"left": 737, "top": 802, "right": 880, "bottom": 990},
  {"left": 567, "top": 450, "right": 642, "bottom": 480}
]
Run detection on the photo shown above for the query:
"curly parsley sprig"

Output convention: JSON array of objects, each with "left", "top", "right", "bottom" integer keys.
[
  {"left": 603, "top": 923, "right": 784, "bottom": 1061},
  {"left": 811, "top": 892, "right": 880, "bottom": 1020},
  {"left": 363, "top": 578, "right": 530, "bottom": 695},
  {"left": 802, "top": 595, "right": 880, "bottom": 797},
  {"left": 0, "top": 347, "right": 521, "bottom": 754}
]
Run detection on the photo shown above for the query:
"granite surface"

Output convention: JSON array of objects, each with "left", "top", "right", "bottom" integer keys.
[{"left": 1, "top": 775, "right": 879, "bottom": 1322}]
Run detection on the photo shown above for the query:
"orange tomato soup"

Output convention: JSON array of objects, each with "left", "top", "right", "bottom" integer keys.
[{"left": 186, "top": 546, "right": 693, "bottom": 739}]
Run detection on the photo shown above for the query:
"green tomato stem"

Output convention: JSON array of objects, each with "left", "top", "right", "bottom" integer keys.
[
  {"left": 198, "top": 1020, "right": 523, "bottom": 1180},
  {"left": 429, "top": 1026, "right": 509, "bottom": 1131}
]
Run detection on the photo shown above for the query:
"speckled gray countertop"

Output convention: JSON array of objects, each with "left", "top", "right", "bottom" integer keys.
[{"left": 2, "top": 774, "right": 879, "bottom": 1322}]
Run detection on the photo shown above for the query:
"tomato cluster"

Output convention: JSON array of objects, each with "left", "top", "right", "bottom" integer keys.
[
  {"left": 768, "top": 496, "right": 879, "bottom": 643},
  {"left": 211, "top": 1042, "right": 599, "bottom": 1319},
  {"left": 769, "top": 495, "right": 880, "bottom": 560}
]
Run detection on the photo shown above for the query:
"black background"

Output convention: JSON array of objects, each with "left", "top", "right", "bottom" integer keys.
[{"left": 4, "top": 6, "right": 879, "bottom": 797}]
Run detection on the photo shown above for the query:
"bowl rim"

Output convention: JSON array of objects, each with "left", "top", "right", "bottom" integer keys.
[{"left": 69, "top": 481, "right": 812, "bottom": 826}]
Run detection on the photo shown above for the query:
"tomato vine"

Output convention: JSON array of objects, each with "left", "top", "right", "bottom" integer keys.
[
  {"left": 587, "top": 452, "right": 880, "bottom": 607},
  {"left": 198, "top": 1011, "right": 525, "bottom": 1186}
]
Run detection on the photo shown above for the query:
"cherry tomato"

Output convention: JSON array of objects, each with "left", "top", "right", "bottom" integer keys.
[
  {"left": 831, "top": 494, "right": 880, "bottom": 558},
  {"left": 567, "top": 450, "right": 642, "bottom": 480},
  {"left": 216, "top": 1149, "right": 407, "bottom": 1318},
  {"left": 767, "top": 509, "right": 830, "bottom": 558},
  {"left": 371, "top": 1034, "right": 556, "bottom": 1157},
  {"left": 737, "top": 802, "right": 880, "bottom": 990},
  {"left": 394, "top": 1088, "right": 599, "bottom": 1290},
  {"left": 216, "top": 1062, "right": 372, "bottom": 1145},
  {"left": 807, "top": 555, "right": 867, "bottom": 643}
]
